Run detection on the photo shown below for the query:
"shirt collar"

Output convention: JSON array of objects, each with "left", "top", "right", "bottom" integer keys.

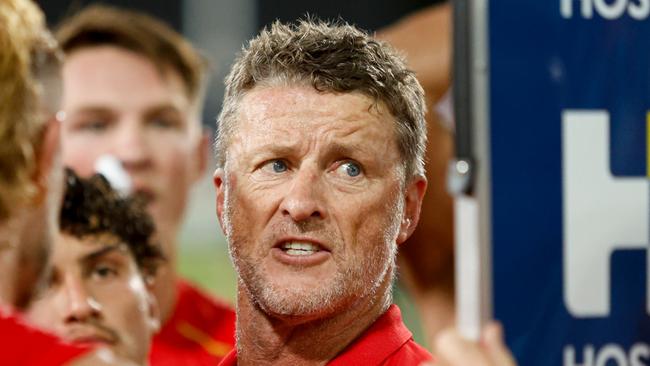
[{"left": 217, "top": 305, "right": 412, "bottom": 366}]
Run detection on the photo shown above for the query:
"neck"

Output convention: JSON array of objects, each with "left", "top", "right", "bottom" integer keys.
[
  {"left": 0, "top": 240, "right": 19, "bottom": 309},
  {"left": 0, "top": 206, "right": 46, "bottom": 310},
  {"left": 235, "top": 269, "right": 394, "bottom": 366}
]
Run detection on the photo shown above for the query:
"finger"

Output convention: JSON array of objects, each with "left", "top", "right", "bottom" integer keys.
[
  {"left": 482, "top": 322, "right": 518, "bottom": 366},
  {"left": 434, "top": 327, "right": 491, "bottom": 366}
]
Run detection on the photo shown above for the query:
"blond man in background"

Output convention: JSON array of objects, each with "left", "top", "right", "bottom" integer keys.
[{"left": 0, "top": 1, "right": 143, "bottom": 364}]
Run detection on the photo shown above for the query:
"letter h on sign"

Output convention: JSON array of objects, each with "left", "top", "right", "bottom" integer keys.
[{"left": 562, "top": 110, "right": 649, "bottom": 317}]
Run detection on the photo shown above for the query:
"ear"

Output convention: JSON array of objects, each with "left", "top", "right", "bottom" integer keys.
[
  {"left": 191, "top": 128, "right": 211, "bottom": 183},
  {"left": 213, "top": 168, "right": 227, "bottom": 234},
  {"left": 32, "top": 117, "right": 61, "bottom": 203},
  {"left": 396, "top": 175, "right": 427, "bottom": 245}
]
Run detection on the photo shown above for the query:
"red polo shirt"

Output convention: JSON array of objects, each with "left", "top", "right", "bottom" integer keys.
[
  {"left": 218, "top": 304, "right": 434, "bottom": 366},
  {"left": 149, "top": 279, "right": 236, "bottom": 366},
  {"left": 0, "top": 311, "right": 90, "bottom": 365}
]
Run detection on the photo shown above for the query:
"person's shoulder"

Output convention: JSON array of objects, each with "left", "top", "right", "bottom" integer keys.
[
  {"left": 168, "top": 278, "right": 236, "bottom": 343},
  {"left": 0, "top": 312, "right": 91, "bottom": 366},
  {"left": 327, "top": 305, "right": 432, "bottom": 366},
  {"left": 150, "top": 280, "right": 236, "bottom": 364},
  {"left": 176, "top": 279, "right": 236, "bottom": 321}
]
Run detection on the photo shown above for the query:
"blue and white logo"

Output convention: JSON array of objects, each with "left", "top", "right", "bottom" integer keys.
[
  {"left": 562, "top": 110, "right": 650, "bottom": 365},
  {"left": 488, "top": 2, "right": 650, "bottom": 365},
  {"left": 560, "top": 0, "right": 650, "bottom": 20}
]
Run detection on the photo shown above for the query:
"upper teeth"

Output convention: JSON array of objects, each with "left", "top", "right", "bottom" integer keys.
[{"left": 282, "top": 242, "right": 320, "bottom": 253}]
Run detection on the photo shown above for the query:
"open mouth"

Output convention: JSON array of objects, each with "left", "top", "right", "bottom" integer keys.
[
  {"left": 280, "top": 242, "right": 325, "bottom": 256},
  {"left": 271, "top": 238, "right": 331, "bottom": 266}
]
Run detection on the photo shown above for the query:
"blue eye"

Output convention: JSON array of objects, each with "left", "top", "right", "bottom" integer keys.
[
  {"left": 271, "top": 160, "right": 288, "bottom": 173},
  {"left": 341, "top": 161, "right": 361, "bottom": 177},
  {"left": 258, "top": 159, "right": 290, "bottom": 176}
]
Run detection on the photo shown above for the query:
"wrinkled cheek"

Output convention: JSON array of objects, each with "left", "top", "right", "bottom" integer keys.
[
  {"left": 224, "top": 184, "right": 270, "bottom": 262},
  {"left": 351, "top": 208, "right": 399, "bottom": 263},
  {"left": 353, "top": 202, "right": 398, "bottom": 239},
  {"left": 225, "top": 201, "right": 256, "bottom": 258}
]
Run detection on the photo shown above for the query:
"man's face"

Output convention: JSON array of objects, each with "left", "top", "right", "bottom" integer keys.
[
  {"left": 60, "top": 46, "right": 205, "bottom": 247},
  {"left": 27, "top": 233, "right": 157, "bottom": 364},
  {"left": 215, "top": 85, "right": 425, "bottom": 320}
]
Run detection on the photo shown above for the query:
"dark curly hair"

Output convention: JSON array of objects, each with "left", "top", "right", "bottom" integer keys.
[
  {"left": 216, "top": 18, "right": 427, "bottom": 179},
  {"left": 61, "top": 168, "right": 164, "bottom": 276}
]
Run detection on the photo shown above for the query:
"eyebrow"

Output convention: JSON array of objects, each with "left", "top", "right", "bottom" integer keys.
[
  {"left": 318, "top": 141, "right": 378, "bottom": 163},
  {"left": 80, "top": 244, "right": 128, "bottom": 265},
  {"left": 142, "top": 104, "right": 187, "bottom": 127},
  {"left": 325, "top": 143, "right": 362, "bottom": 158},
  {"left": 143, "top": 104, "right": 184, "bottom": 117},
  {"left": 247, "top": 141, "right": 374, "bottom": 161},
  {"left": 245, "top": 142, "right": 300, "bottom": 159},
  {"left": 69, "top": 103, "right": 184, "bottom": 117},
  {"left": 69, "top": 106, "right": 115, "bottom": 117}
]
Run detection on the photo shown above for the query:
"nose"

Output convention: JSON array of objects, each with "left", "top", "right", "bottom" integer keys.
[
  {"left": 62, "top": 274, "right": 101, "bottom": 323},
  {"left": 279, "top": 168, "right": 326, "bottom": 222},
  {"left": 112, "top": 119, "right": 153, "bottom": 172}
]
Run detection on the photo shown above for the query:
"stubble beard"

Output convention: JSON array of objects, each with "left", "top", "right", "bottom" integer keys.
[
  {"left": 224, "top": 196, "right": 402, "bottom": 322},
  {"left": 231, "top": 240, "right": 396, "bottom": 322}
]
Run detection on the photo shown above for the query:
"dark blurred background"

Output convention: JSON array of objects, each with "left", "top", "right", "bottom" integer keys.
[{"left": 38, "top": 0, "right": 444, "bottom": 126}]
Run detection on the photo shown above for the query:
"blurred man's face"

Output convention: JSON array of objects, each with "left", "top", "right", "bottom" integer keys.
[
  {"left": 27, "top": 233, "right": 157, "bottom": 364},
  {"left": 215, "top": 85, "right": 425, "bottom": 320},
  {"left": 60, "top": 46, "right": 205, "bottom": 250}
]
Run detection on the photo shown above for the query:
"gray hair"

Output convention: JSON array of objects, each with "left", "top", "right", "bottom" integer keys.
[{"left": 215, "top": 18, "right": 427, "bottom": 179}]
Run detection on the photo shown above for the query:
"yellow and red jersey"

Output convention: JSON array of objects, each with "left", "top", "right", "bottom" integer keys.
[{"left": 150, "top": 279, "right": 236, "bottom": 366}]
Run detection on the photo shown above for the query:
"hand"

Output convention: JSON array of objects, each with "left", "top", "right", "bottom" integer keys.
[{"left": 425, "top": 322, "right": 517, "bottom": 366}]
